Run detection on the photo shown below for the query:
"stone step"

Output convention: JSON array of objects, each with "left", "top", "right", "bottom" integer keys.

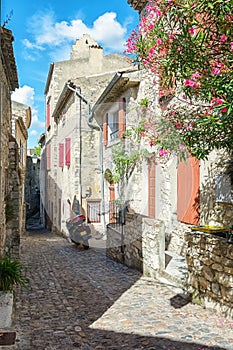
[{"left": 160, "top": 250, "right": 189, "bottom": 290}]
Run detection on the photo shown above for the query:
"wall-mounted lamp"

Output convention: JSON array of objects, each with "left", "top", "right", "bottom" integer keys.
[{"left": 32, "top": 153, "right": 38, "bottom": 164}]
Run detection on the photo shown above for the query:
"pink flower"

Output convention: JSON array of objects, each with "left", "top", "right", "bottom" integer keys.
[
  {"left": 187, "top": 124, "right": 193, "bottom": 131},
  {"left": 149, "top": 140, "right": 154, "bottom": 147},
  {"left": 159, "top": 148, "right": 169, "bottom": 157},
  {"left": 216, "top": 99, "right": 224, "bottom": 104},
  {"left": 188, "top": 27, "right": 195, "bottom": 35},
  {"left": 149, "top": 47, "right": 155, "bottom": 55},
  {"left": 214, "top": 61, "right": 223, "bottom": 68},
  {"left": 191, "top": 71, "right": 200, "bottom": 79},
  {"left": 220, "top": 34, "right": 227, "bottom": 42},
  {"left": 230, "top": 42, "right": 233, "bottom": 51},
  {"left": 157, "top": 38, "right": 163, "bottom": 45},
  {"left": 212, "top": 67, "right": 221, "bottom": 74},
  {"left": 179, "top": 144, "right": 185, "bottom": 150},
  {"left": 156, "top": 10, "right": 162, "bottom": 17},
  {"left": 176, "top": 123, "right": 182, "bottom": 129},
  {"left": 185, "top": 79, "right": 195, "bottom": 87},
  {"left": 221, "top": 107, "right": 228, "bottom": 113},
  {"left": 159, "top": 90, "right": 165, "bottom": 96}
]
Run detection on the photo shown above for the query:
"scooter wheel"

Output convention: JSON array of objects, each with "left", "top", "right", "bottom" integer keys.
[
  {"left": 71, "top": 240, "right": 80, "bottom": 246},
  {"left": 83, "top": 240, "right": 89, "bottom": 250}
]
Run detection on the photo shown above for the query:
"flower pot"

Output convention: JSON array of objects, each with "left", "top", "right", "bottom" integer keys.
[{"left": 226, "top": 232, "right": 233, "bottom": 244}]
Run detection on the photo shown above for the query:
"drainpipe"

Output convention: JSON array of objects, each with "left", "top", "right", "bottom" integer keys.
[{"left": 66, "top": 82, "right": 105, "bottom": 228}]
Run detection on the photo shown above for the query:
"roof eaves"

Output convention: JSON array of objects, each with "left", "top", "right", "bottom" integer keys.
[
  {"left": 1, "top": 27, "right": 19, "bottom": 91},
  {"left": 52, "top": 82, "right": 75, "bottom": 120},
  {"left": 44, "top": 63, "right": 54, "bottom": 95},
  {"left": 127, "top": 0, "right": 147, "bottom": 12}
]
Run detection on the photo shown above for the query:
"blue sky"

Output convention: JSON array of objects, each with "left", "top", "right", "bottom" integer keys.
[{"left": 1, "top": 0, "right": 139, "bottom": 148}]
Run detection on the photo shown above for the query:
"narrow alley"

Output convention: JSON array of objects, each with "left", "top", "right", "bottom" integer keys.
[{"left": 5, "top": 229, "right": 233, "bottom": 350}]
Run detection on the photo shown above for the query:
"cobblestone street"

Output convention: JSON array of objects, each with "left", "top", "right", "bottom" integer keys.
[{"left": 4, "top": 229, "right": 233, "bottom": 350}]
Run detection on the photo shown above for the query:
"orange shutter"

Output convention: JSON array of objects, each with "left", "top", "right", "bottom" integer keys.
[
  {"left": 109, "top": 182, "right": 116, "bottom": 223},
  {"left": 177, "top": 157, "right": 200, "bottom": 225},
  {"left": 46, "top": 143, "right": 51, "bottom": 170},
  {"left": 148, "top": 162, "right": 156, "bottom": 218},
  {"left": 103, "top": 113, "right": 108, "bottom": 146},
  {"left": 46, "top": 103, "right": 50, "bottom": 130},
  {"left": 118, "top": 98, "right": 126, "bottom": 138}
]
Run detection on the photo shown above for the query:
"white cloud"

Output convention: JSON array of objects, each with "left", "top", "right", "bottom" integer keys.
[
  {"left": 24, "top": 10, "right": 130, "bottom": 58},
  {"left": 90, "top": 13, "right": 127, "bottom": 50},
  {"left": 11, "top": 85, "right": 35, "bottom": 106},
  {"left": 31, "top": 108, "right": 45, "bottom": 129},
  {"left": 22, "top": 38, "right": 44, "bottom": 51},
  {"left": 30, "top": 129, "right": 38, "bottom": 136},
  {"left": 11, "top": 86, "right": 45, "bottom": 130}
]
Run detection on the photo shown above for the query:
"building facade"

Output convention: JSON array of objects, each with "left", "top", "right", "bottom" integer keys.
[
  {"left": 11, "top": 101, "right": 31, "bottom": 237},
  {"left": 43, "top": 34, "right": 134, "bottom": 236}
]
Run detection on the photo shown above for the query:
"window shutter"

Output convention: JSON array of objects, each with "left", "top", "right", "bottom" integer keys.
[
  {"left": 59, "top": 143, "right": 64, "bottom": 168},
  {"left": 148, "top": 162, "right": 156, "bottom": 217},
  {"left": 46, "top": 143, "right": 51, "bottom": 170},
  {"left": 65, "top": 138, "right": 71, "bottom": 166},
  {"left": 46, "top": 103, "right": 50, "bottom": 130},
  {"left": 103, "top": 113, "right": 108, "bottom": 146},
  {"left": 118, "top": 98, "right": 126, "bottom": 138},
  {"left": 177, "top": 156, "right": 200, "bottom": 225}
]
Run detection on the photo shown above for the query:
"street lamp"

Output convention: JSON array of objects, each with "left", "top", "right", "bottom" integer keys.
[{"left": 32, "top": 153, "right": 38, "bottom": 164}]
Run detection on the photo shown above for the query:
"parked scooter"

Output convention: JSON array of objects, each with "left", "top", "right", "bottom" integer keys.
[{"left": 66, "top": 214, "right": 92, "bottom": 249}]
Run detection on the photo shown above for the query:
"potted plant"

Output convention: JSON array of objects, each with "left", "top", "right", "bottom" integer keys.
[
  {"left": 0, "top": 256, "right": 29, "bottom": 331},
  {"left": 0, "top": 255, "right": 29, "bottom": 292},
  {"left": 227, "top": 226, "right": 233, "bottom": 244}
]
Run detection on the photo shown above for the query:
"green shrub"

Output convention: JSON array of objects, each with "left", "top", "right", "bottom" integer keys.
[{"left": 0, "top": 256, "right": 29, "bottom": 292}]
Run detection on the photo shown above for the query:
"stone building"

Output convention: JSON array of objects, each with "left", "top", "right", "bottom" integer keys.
[
  {"left": 43, "top": 34, "right": 134, "bottom": 235},
  {"left": 124, "top": 0, "right": 233, "bottom": 316},
  {"left": 25, "top": 150, "right": 41, "bottom": 227},
  {"left": 11, "top": 101, "right": 31, "bottom": 237},
  {"left": 0, "top": 27, "right": 19, "bottom": 257}
]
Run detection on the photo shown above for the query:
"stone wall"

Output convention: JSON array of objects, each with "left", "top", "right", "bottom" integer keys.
[
  {"left": 0, "top": 27, "right": 19, "bottom": 258},
  {"left": 0, "top": 65, "right": 12, "bottom": 257},
  {"left": 185, "top": 231, "right": 233, "bottom": 319},
  {"left": 5, "top": 140, "right": 21, "bottom": 258},
  {"left": 106, "top": 213, "right": 165, "bottom": 277}
]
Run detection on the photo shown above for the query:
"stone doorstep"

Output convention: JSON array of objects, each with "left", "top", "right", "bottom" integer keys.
[
  {"left": 0, "top": 293, "right": 16, "bottom": 346},
  {"left": 161, "top": 251, "right": 189, "bottom": 289}
]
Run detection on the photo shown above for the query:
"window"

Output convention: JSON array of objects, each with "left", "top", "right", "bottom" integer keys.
[
  {"left": 108, "top": 111, "right": 119, "bottom": 140},
  {"left": 87, "top": 200, "right": 101, "bottom": 223}
]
